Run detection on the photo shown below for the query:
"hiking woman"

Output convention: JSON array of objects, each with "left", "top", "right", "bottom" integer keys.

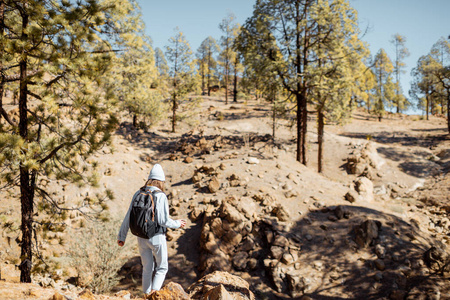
[{"left": 117, "top": 164, "right": 186, "bottom": 295}]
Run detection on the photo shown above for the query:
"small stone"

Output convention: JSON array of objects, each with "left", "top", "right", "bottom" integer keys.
[
  {"left": 282, "top": 253, "right": 295, "bottom": 265},
  {"left": 389, "top": 290, "right": 407, "bottom": 300},
  {"left": 50, "top": 292, "right": 65, "bottom": 300},
  {"left": 184, "top": 156, "right": 194, "bottom": 163},
  {"left": 247, "top": 258, "right": 258, "bottom": 270},
  {"left": 328, "top": 215, "right": 338, "bottom": 222},
  {"left": 232, "top": 251, "right": 249, "bottom": 270},
  {"left": 114, "top": 290, "right": 131, "bottom": 299},
  {"left": 374, "top": 259, "right": 385, "bottom": 271},
  {"left": 374, "top": 272, "right": 383, "bottom": 281},
  {"left": 305, "top": 234, "right": 313, "bottom": 241},
  {"left": 329, "top": 272, "right": 340, "bottom": 281},
  {"left": 208, "top": 176, "right": 220, "bottom": 193},
  {"left": 313, "top": 261, "right": 323, "bottom": 271},
  {"left": 247, "top": 157, "right": 260, "bottom": 164},
  {"left": 271, "top": 246, "right": 284, "bottom": 260},
  {"left": 375, "top": 244, "right": 386, "bottom": 259},
  {"left": 273, "top": 235, "right": 289, "bottom": 247},
  {"left": 345, "top": 190, "right": 359, "bottom": 203}
]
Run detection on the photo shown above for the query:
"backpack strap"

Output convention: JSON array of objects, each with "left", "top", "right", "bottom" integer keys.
[
  {"left": 150, "top": 190, "right": 164, "bottom": 223},
  {"left": 135, "top": 189, "right": 158, "bottom": 222}
]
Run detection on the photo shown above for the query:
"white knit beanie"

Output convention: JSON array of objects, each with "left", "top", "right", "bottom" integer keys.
[{"left": 148, "top": 164, "right": 165, "bottom": 181}]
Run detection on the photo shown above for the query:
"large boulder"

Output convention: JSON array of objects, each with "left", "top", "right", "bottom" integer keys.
[
  {"left": 147, "top": 282, "right": 190, "bottom": 300},
  {"left": 354, "top": 219, "right": 381, "bottom": 248},
  {"left": 354, "top": 177, "right": 374, "bottom": 202},
  {"left": 188, "top": 271, "right": 255, "bottom": 300}
]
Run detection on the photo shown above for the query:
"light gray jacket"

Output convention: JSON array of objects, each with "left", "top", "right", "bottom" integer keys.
[{"left": 117, "top": 186, "right": 180, "bottom": 242}]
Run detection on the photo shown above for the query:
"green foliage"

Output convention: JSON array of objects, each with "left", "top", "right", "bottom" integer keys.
[
  {"left": 155, "top": 47, "right": 169, "bottom": 77},
  {"left": 165, "top": 27, "right": 198, "bottom": 132},
  {"left": 197, "top": 36, "right": 220, "bottom": 94},
  {"left": 236, "top": 0, "right": 367, "bottom": 165},
  {"left": 219, "top": 13, "right": 240, "bottom": 104},
  {"left": 411, "top": 37, "right": 449, "bottom": 123},
  {"left": 390, "top": 34, "right": 410, "bottom": 113},
  {"left": 0, "top": 0, "right": 145, "bottom": 281},
  {"left": 105, "top": 7, "right": 167, "bottom": 129},
  {"left": 67, "top": 220, "right": 125, "bottom": 294},
  {"left": 372, "top": 48, "right": 395, "bottom": 120}
]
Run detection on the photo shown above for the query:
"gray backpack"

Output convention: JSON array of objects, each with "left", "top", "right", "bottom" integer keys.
[{"left": 129, "top": 189, "right": 163, "bottom": 238}]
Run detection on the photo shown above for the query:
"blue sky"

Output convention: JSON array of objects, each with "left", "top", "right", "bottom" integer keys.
[{"left": 136, "top": 0, "right": 449, "bottom": 111}]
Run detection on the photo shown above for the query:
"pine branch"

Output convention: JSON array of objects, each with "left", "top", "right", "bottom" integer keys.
[
  {"left": 38, "top": 115, "right": 93, "bottom": 165},
  {"left": 27, "top": 90, "right": 41, "bottom": 100},
  {"left": 38, "top": 136, "right": 82, "bottom": 165}
]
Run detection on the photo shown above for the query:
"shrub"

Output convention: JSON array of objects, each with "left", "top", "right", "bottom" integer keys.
[{"left": 68, "top": 219, "right": 125, "bottom": 294}]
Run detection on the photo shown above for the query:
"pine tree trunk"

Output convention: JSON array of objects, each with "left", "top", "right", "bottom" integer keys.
[
  {"left": 207, "top": 52, "right": 211, "bottom": 96},
  {"left": 447, "top": 94, "right": 450, "bottom": 133},
  {"left": 272, "top": 97, "right": 276, "bottom": 143},
  {"left": 201, "top": 69, "right": 205, "bottom": 95},
  {"left": 172, "top": 95, "right": 177, "bottom": 133},
  {"left": 318, "top": 109, "right": 324, "bottom": 173},
  {"left": 426, "top": 94, "right": 429, "bottom": 121},
  {"left": 301, "top": 91, "right": 307, "bottom": 165},
  {"left": 296, "top": 91, "right": 302, "bottom": 162},
  {"left": 132, "top": 114, "right": 137, "bottom": 128},
  {"left": 233, "top": 58, "right": 238, "bottom": 102},
  {"left": 225, "top": 64, "right": 229, "bottom": 105},
  {"left": 19, "top": 11, "right": 33, "bottom": 283}
]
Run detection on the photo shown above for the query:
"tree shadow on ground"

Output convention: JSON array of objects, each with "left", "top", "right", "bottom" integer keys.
[
  {"left": 165, "top": 220, "right": 203, "bottom": 290},
  {"left": 377, "top": 146, "right": 432, "bottom": 162},
  {"left": 339, "top": 131, "right": 449, "bottom": 149},
  {"left": 115, "top": 122, "right": 280, "bottom": 160},
  {"left": 257, "top": 205, "right": 440, "bottom": 300}
]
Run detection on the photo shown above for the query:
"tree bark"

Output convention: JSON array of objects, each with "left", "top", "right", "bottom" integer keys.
[
  {"left": 225, "top": 63, "right": 229, "bottom": 105},
  {"left": 272, "top": 96, "right": 276, "bottom": 143},
  {"left": 200, "top": 64, "right": 205, "bottom": 94},
  {"left": 19, "top": 9, "right": 33, "bottom": 283},
  {"left": 447, "top": 93, "right": 450, "bottom": 133},
  {"left": 233, "top": 57, "right": 238, "bottom": 102},
  {"left": 301, "top": 90, "right": 307, "bottom": 165},
  {"left": 132, "top": 114, "right": 137, "bottom": 128},
  {"left": 296, "top": 91, "right": 302, "bottom": 162},
  {"left": 318, "top": 109, "right": 324, "bottom": 173},
  {"left": 172, "top": 94, "right": 177, "bottom": 133}
]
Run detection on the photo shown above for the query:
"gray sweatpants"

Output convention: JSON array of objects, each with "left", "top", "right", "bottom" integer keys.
[{"left": 137, "top": 235, "right": 168, "bottom": 293}]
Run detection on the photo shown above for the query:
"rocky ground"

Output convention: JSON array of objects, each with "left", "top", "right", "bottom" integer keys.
[{"left": 1, "top": 95, "right": 450, "bottom": 299}]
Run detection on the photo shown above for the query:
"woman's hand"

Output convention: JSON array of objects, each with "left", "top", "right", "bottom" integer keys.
[
  {"left": 179, "top": 220, "right": 187, "bottom": 228},
  {"left": 118, "top": 240, "right": 124, "bottom": 247}
]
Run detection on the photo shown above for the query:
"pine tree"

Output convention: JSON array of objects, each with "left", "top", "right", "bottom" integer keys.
[
  {"left": 430, "top": 37, "right": 450, "bottom": 120},
  {"left": 219, "top": 13, "right": 239, "bottom": 105},
  {"left": 308, "top": 0, "right": 368, "bottom": 172},
  {"left": 235, "top": 15, "right": 286, "bottom": 143},
  {"left": 411, "top": 37, "right": 450, "bottom": 128},
  {"left": 0, "top": 0, "right": 138, "bottom": 282},
  {"left": 165, "top": 27, "right": 197, "bottom": 133},
  {"left": 196, "top": 36, "right": 219, "bottom": 96},
  {"left": 105, "top": 3, "right": 166, "bottom": 130},
  {"left": 155, "top": 47, "right": 169, "bottom": 77},
  {"left": 390, "top": 34, "right": 410, "bottom": 113},
  {"left": 372, "top": 49, "right": 395, "bottom": 121},
  {"left": 237, "top": 0, "right": 365, "bottom": 165}
]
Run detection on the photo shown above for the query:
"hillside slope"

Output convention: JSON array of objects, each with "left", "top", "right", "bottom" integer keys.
[{"left": 1, "top": 96, "right": 449, "bottom": 299}]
